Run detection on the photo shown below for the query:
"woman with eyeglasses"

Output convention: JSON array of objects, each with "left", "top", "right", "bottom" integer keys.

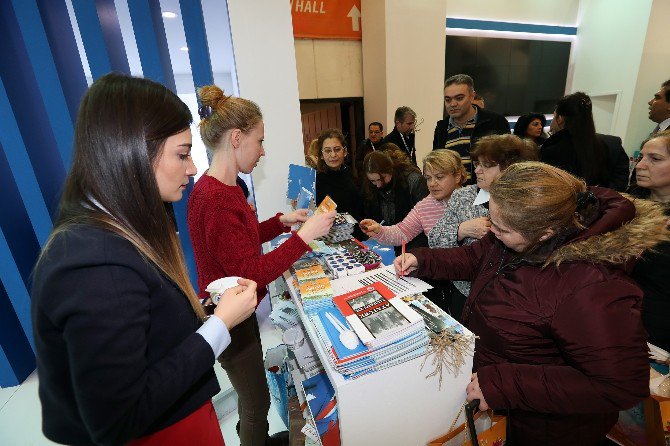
[
  {"left": 361, "top": 144, "right": 429, "bottom": 252},
  {"left": 314, "top": 128, "right": 364, "bottom": 223},
  {"left": 429, "top": 134, "right": 538, "bottom": 320},
  {"left": 628, "top": 130, "right": 670, "bottom": 353}
]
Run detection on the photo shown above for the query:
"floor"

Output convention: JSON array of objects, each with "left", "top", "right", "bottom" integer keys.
[{"left": 0, "top": 296, "right": 288, "bottom": 446}]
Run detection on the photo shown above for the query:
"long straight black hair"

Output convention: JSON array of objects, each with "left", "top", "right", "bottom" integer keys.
[
  {"left": 555, "top": 92, "right": 608, "bottom": 186},
  {"left": 42, "top": 73, "right": 205, "bottom": 319}
]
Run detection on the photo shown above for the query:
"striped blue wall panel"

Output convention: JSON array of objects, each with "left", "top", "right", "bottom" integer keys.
[
  {"left": 71, "top": 0, "right": 131, "bottom": 79},
  {"left": 179, "top": 0, "right": 213, "bottom": 90},
  {"left": 0, "top": 79, "right": 52, "bottom": 247},
  {"left": 0, "top": 277, "right": 35, "bottom": 388},
  {"left": 127, "top": 0, "right": 196, "bottom": 285},
  {"left": 0, "top": 1, "right": 65, "bottom": 221},
  {"left": 0, "top": 222, "right": 35, "bottom": 352},
  {"left": 9, "top": 0, "right": 76, "bottom": 170},
  {"left": 36, "top": 0, "right": 88, "bottom": 123},
  {"left": 128, "top": 0, "right": 177, "bottom": 91}
]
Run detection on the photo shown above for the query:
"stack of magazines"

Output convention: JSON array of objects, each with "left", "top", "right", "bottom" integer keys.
[
  {"left": 308, "top": 282, "right": 428, "bottom": 379},
  {"left": 293, "top": 258, "right": 335, "bottom": 314},
  {"left": 318, "top": 213, "right": 357, "bottom": 243}
]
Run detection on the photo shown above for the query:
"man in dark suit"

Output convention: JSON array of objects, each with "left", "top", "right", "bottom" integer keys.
[
  {"left": 597, "top": 133, "right": 630, "bottom": 191},
  {"left": 648, "top": 79, "right": 670, "bottom": 134},
  {"left": 382, "top": 106, "right": 417, "bottom": 165}
]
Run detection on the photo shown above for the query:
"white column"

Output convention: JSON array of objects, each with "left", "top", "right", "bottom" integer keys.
[
  {"left": 227, "top": 0, "right": 304, "bottom": 220},
  {"left": 362, "top": 0, "right": 447, "bottom": 164}
]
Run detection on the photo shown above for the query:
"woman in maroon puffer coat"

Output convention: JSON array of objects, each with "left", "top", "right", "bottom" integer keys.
[{"left": 395, "top": 162, "right": 670, "bottom": 445}]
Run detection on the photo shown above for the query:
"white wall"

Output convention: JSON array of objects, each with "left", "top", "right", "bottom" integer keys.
[
  {"left": 361, "top": 0, "right": 447, "bottom": 164},
  {"left": 569, "top": 0, "right": 653, "bottom": 151},
  {"left": 624, "top": 0, "right": 670, "bottom": 152},
  {"left": 295, "top": 39, "right": 364, "bottom": 99},
  {"left": 227, "top": 0, "right": 305, "bottom": 220},
  {"left": 445, "top": 0, "right": 579, "bottom": 25}
]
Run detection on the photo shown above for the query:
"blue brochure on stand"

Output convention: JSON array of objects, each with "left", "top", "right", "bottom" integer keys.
[{"left": 287, "top": 164, "right": 316, "bottom": 200}]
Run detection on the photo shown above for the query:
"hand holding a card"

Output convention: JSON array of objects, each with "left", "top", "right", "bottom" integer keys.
[
  {"left": 279, "top": 208, "right": 310, "bottom": 226},
  {"left": 297, "top": 210, "right": 336, "bottom": 243},
  {"left": 359, "top": 218, "right": 381, "bottom": 236}
]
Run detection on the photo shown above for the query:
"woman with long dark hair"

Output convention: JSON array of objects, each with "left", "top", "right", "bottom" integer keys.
[
  {"left": 31, "top": 73, "right": 257, "bottom": 445},
  {"left": 188, "top": 85, "right": 335, "bottom": 446},
  {"left": 541, "top": 92, "right": 628, "bottom": 189}
]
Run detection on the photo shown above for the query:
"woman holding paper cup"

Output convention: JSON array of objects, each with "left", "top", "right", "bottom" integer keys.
[
  {"left": 395, "top": 162, "right": 668, "bottom": 445},
  {"left": 187, "top": 85, "right": 335, "bottom": 445},
  {"left": 31, "top": 74, "right": 258, "bottom": 446}
]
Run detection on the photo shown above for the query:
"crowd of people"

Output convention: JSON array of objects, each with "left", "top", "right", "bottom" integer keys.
[{"left": 29, "top": 68, "right": 670, "bottom": 446}]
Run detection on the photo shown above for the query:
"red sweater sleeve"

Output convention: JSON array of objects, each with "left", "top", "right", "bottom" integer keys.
[
  {"left": 258, "top": 213, "right": 290, "bottom": 244},
  {"left": 188, "top": 177, "right": 310, "bottom": 302}
]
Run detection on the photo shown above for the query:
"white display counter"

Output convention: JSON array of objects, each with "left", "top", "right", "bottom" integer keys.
[{"left": 281, "top": 270, "right": 475, "bottom": 446}]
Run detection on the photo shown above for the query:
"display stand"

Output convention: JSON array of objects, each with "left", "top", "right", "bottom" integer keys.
[{"left": 281, "top": 271, "right": 474, "bottom": 446}]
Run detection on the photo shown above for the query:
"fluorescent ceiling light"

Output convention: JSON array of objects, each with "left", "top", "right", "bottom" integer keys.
[
  {"left": 162, "top": 11, "right": 177, "bottom": 19},
  {"left": 180, "top": 46, "right": 189, "bottom": 52}
]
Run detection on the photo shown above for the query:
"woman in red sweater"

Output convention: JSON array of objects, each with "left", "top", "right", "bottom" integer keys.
[{"left": 187, "top": 85, "right": 335, "bottom": 446}]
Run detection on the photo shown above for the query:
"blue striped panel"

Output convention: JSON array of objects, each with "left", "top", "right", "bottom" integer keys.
[
  {"left": 446, "top": 18, "right": 577, "bottom": 36},
  {"left": 0, "top": 1, "right": 65, "bottom": 221},
  {"left": 10, "top": 0, "right": 76, "bottom": 169},
  {"left": 0, "top": 79, "right": 53, "bottom": 247},
  {"left": 71, "top": 0, "right": 131, "bottom": 79},
  {"left": 128, "top": 0, "right": 196, "bottom": 285},
  {"left": 179, "top": 0, "right": 213, "bottom": 89},
  {"left": 0, "top": 228, "right": 35, "bottom": 353},
  {"left": 36, "top": 0, "right": 88, "bottom": 123},
  {"left": 128, "top": 0, "right": 177, "bottom": 91},
  {"left": 0, "top": 277, "right": 35, "bottom": 387}
]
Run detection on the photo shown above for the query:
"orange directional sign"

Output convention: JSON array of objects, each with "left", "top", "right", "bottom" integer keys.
[{"left": 291, "top": 0, "right": 362, "bottom": 40}]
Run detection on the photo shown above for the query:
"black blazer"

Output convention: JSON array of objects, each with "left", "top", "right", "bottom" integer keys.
[
  {"left": 383, "top": 128, "right": 417, "bottom": 165},
  {"left": 32, "top": 225, "right": 219, "bottom": 445}
]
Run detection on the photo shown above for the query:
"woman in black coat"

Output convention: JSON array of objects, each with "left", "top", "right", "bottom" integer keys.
[
  {"left": 541, "top": 92, "right": 629, "bottom": 190},
  {"left": 31, "top": 73, "right": 257, "bottom": 446},
  {"left": 314, "top": 128, "right": 364, "bottom": 222}
]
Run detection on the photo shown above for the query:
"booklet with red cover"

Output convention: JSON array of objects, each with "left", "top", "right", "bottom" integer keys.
[{"left": 333, "top": 281, "right": 423, "bottom": 348}]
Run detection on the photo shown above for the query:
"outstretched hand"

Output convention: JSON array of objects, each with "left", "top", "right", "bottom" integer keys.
[
  {"left": 297, "top": 210, "right": 336, "bottom": 244},
  {"left": 359, "top": 219, "right": 381, "bottom": 237}
]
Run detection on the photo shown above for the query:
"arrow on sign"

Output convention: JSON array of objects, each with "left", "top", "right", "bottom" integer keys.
[{"left": 347, "top": 5, "right": 361, "bottom": 32}]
